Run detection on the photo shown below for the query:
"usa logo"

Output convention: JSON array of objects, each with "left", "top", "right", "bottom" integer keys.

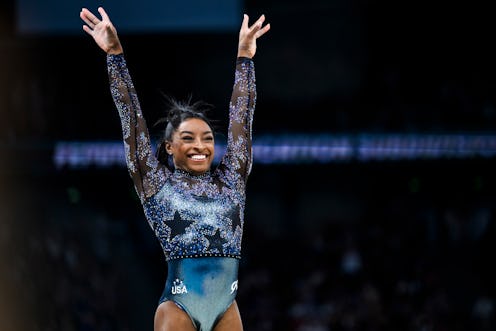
[{"left": 171, "top": 279, "right": 188, "bottom": 295}]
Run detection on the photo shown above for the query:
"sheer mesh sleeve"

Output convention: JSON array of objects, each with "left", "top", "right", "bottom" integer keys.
[
  {"left": 107, "top": 54, "right": 168, "bottom": 202},
  {"left": 216, "top": 57, "right": 256, "bottom": 191}
]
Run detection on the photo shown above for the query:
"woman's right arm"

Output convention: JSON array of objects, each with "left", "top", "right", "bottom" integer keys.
[
  {"left": 107, "top": 54, "right": 167, "bottom": 201},
  {"left": 81, "top": 7, "right": 167, "bottom": 202}
]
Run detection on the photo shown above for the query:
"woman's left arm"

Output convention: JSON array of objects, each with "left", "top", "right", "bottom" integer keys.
[{"left": 218, "top": 15, "right": 270, "bottom": 187}]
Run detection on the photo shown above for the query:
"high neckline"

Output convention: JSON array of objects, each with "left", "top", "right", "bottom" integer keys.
[{"left": 173, "top": 168, "right": 211, "bottom": 180}]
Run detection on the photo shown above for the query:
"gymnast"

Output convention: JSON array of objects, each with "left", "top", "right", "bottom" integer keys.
[{"left": 80, "top": 7, "right": 270, "bottom": 331}]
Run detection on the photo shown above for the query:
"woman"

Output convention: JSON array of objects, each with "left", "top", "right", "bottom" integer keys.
[{"left": 80, "top": 7, "right": 270, "bottom": 331}]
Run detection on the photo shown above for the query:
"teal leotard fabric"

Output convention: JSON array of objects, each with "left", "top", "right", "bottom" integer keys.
[{"left": 159, "top": 257, "right": 239, "bottom": 330}]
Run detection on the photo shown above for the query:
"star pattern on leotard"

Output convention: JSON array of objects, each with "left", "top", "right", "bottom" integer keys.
[
  {"left": 205, "top": 229, "right": 227, "bottom": 248},
  {"left": 230, "top": 205, "right": 241, "bottom": 232},
  {"left": 165, "top": 211, "right": 195, "bottom": 239},
  {"left": 108, "top": 55, "right": 255, "bottom": 260}
]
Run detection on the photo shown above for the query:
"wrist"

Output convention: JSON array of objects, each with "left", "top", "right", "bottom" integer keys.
[
  {"left": 237, "top": 52, "right": 253, "bottom": 59},
  {"left": 237, "top": 46, "right": 253, "bottom": 59},
  {"left": 107, "top": 46, "right": 123, "bottom": 55}
]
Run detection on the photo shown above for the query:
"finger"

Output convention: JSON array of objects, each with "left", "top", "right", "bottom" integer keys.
[
  {"left": 247, "top": 15, "right": 265, "bottom": 39},
  {"left": 98, "top": 7, "right": 110, "bottom": 22},
  {"left": 241, "top": 14, "right": 249, "bottom": 30},
  {"left": 247, "top": 22, "right": 262, "bottom": 39},
  {"left": 255, "top": 23, "right": 270, "bottom": 38},
  {"left": 82, "top": 25, "right": 93, "bottom": 36},
  {"left": 80, "top": 11, "right": 96, "bottom": 29},
  {"left": 249, "top": 14, "right": 265, "bottom": 31},
  {"left": 81, "top": 8, "right": 101, "bottom": 25}
]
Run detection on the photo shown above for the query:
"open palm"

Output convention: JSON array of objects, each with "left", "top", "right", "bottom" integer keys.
[
  {"left": 238, "top": 14, "right": 271, "bottom": 58},
  {"left": 80, "top": 7, "right": 123, "bottom": 54}
]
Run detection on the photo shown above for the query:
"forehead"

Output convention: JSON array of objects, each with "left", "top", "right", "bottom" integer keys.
[{"left": 177, "top": 118, "right": 212, "bottom": 133}]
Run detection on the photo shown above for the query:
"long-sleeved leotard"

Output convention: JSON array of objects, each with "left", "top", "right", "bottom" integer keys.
[
  {"left": 108, "top": 53, "right": 256, "bottom": 331},
  {"left": 107, "top": 54, "right": 256, "bottom": 261}
]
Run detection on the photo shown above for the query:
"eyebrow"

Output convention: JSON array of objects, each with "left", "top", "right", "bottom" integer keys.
[{"left": 179, "top": 130, "right": 213, "bottom": 135}]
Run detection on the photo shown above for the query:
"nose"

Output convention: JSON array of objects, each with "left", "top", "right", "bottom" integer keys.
[{"left": 193, "top": 138, "right": 205, "bottom": 149}]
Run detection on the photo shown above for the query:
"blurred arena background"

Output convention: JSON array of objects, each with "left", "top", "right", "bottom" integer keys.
[{"left": 1, "top": 0, "right": 495, "bottom": 330}]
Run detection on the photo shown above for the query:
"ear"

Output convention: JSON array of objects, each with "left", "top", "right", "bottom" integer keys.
[{"left": 165, "top": 141, "right": 173, "bottom": 155}]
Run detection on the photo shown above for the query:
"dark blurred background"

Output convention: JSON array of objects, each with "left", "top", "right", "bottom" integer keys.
[{"left": 1, "top": 0, "right": 495, "bottom": 330}]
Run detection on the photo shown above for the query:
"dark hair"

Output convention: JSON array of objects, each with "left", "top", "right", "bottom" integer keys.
[{"left": 155, "top": 95, "right": 215, "bottom": 166}]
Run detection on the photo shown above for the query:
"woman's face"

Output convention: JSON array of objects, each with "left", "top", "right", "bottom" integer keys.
[{"left": 165, "top": 118, "right": 215, "bottom": 175}]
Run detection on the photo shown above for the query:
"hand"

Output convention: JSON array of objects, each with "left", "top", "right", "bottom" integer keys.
[
  {"left": 80, "top": 7, "right": 123, "bottom": 55},
  {"left": 238, "top": 14, "right": 271, "bottom": 59}
]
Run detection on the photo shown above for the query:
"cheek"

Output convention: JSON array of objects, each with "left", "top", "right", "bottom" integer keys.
[
  {"left": 170, "top": 141, "right": 186, "bottom": 153},
  {"left": 208, "top": 144, "right": 216, "bottom": 156}
]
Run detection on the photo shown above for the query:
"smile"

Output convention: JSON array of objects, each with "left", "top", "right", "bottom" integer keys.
[{"left": 189, "top": 154, "right": 208, "bottom": 161}]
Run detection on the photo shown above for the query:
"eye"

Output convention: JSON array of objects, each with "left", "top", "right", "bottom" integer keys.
[
  {"left": 181, "top": 136, "right": 193, "bottom": 141},
  {"left": 204, "top": 136, "right": 214, "bottom": 141}
]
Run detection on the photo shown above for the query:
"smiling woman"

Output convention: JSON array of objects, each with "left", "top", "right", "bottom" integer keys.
[
  {"left": 153, "top": 98, "right": 216, "bottom": 175},
  {"left": 80, "top": 6, "right": 270, "bottom": 331},
  {"left": 165, "top": 118, "right": 215, "bottom": 175}
]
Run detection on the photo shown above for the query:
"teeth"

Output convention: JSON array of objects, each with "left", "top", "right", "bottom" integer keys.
[{"left": 191, "top": 155, "right": 206, "bottom": 160}]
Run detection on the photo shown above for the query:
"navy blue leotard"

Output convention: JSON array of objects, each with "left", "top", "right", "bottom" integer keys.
[{"left": 108, "top": 54, "right": 255, "bottom": 330}]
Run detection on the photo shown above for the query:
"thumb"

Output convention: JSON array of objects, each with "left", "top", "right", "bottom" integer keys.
[{"left": 105, "top": 22, "right": 113, "bottom": 32}]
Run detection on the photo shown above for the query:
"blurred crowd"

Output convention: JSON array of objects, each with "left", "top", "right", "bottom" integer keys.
[
  {"left": 0, "top": 185, "right": 130, "bottom": 330},
  {"left": 239, "top": 198, "right": 495, "bottom": 331}
]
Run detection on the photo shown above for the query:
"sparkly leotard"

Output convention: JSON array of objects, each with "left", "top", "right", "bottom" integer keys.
[{"left": 108, "top": 54, "right": 255, "bottom": 330}]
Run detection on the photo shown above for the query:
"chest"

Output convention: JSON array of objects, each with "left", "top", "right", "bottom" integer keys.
[{"left": 156, "top": 179, "right": 242, "bottom": 223}]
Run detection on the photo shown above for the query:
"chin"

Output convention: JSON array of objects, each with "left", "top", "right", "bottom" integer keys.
[{"left": 188, "top": 165, "right": 211, "bottom": 174}]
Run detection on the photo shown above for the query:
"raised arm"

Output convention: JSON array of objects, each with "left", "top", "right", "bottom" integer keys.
[
  {"left": 80, "top": 7, "right": 167, "bottom": 202},
  {"left": 218, "top": 14, "right": 270, "bottom": 187}
]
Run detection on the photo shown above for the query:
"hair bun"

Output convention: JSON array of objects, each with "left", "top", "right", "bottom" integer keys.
[
  {"left": 164, "top": 96, "right": 212, "bottom": 122},
  {"left": 165, "top": 105, "right": 183, "bottom": 123}
]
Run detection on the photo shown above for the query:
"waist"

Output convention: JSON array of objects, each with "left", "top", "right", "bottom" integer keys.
[
  {"left": 167, "top": 253, "right": 241, "bottom": 261},
  {"left": 167, "top": 256, "right": 240, "bottom": 276},
  {"left": 165, "top": 257, "right": 240, "bottom": 296}
]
